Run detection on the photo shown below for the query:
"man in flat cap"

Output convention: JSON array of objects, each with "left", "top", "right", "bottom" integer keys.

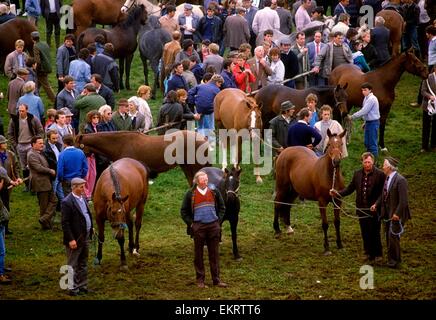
[
  {"left": 61, "top": 177, "right": 93, "bottom": 296},
  {"left": 178, "top": 3, "right": 200, "bottom": 44},
  {"left": 279, "top": 37, "right": 299, "bottom": 88},
  {"left": 371, "top": 156, "right": 411, "bottom": 268},
  {"left": 269, "top": 100, "right": 296, "bottom": 156}
]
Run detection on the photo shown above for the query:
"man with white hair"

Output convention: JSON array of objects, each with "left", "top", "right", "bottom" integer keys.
[
  {"left": 371, "top": 16, "right": 391, "bottom": 67},
  {"left": 16, "top": 81, "right": 45, "bottom": 121},
  {"left": 252, "top": 0, "right": 280, "bottom": 35},
  {"left": 247, "top": 46, "right": 272, "bottom": 91},
  {"left": 371, "top": 157, "right": 411, "bottom": 269}
]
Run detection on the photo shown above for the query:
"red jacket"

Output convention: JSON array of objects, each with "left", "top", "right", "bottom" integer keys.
[{"left": 232, "top": 63, "right": 256, "bottom": 93}]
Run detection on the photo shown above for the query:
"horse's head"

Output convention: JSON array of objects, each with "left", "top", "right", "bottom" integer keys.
[
  {"left": 333, "top": 83, "right": 349, "bottom": 116},
  {"left": 245, "top": 96, "right": 263, "bottom": 135},
  {"left": 75, "top": 134, "right": 92, "bottom": 156},
  {"left": 404, "top": 48, "right": 429, "bottom": 79},
  {"left": 223, "top": 166, "right": 241, "bottom": 200},
  {"left": 121, "top": 0, "right": 136, "bottom": 13},
  {"left": 325, "top": 129, "right": 346, "bottom": 168},
  {"left": 107, "top": 193, "right": 129, "bottom": 239}
]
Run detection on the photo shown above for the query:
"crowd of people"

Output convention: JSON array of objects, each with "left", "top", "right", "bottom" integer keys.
[{"left": 0, "top": 0, "right": 433, "bottom": 292}]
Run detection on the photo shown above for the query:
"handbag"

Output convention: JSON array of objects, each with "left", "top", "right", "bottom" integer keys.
[{"left": 0, "top": 205, "right": 10, "bottom": 224}]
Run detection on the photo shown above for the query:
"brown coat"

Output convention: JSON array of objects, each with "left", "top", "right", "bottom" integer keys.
[
  {"left": 0, "top": 150, "right": 20, "bottom": 181},
  {"left": 421, "top": 72, "right": 436, "bottom": 111},
  {"left": 6, "top": 76, "right": 25, "bottom": 116},
  {"left": 162, "top": 40, "right": 182, "bottom": 79},
  {"left": 247, "top": 57, "right": 272, "bottom": 91},
  {"left": 376, "top": 173, "right": 411, "bottom": 223},
  {"left": 27, "top": 148, "right": 54, "bottom": 192},
  {"left": 223, "top": 14, "right": 250, "bottom": 49}
]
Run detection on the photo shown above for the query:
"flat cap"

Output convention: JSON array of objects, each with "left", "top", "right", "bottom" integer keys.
[
  {"left": 280, "top": 101, "right": 294, "bottom": 112},
  {"left": 385, "top": 157, "right": 399, "bottom": 168},
  {"left": 30, "top": 31, "right": 40, "bottom": 39},
  {"left": 71, "top": 177, "right": 86, "bottom": 186},
  {"left": 0, "top": 135, "right": 8, "bottom": 144},
  {"left": 184, "top": 3, "right": 193, "bottom": 10},
  {"left": 280, "top": 37, "right": 292, "bottom": 45},
  {"left": 59, "top": 107, "right": 73, "bottom": 116}
]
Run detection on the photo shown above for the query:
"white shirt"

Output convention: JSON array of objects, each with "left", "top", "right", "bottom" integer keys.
[
  {"left": 185, "top": 15, "right": 193, "bottom": 35},
  {"left": 386, "top": 171, "right": 397, "bottom": 193},
  {"left": 49, "top": 0, "right": 57, "bottom": 13},
  {"left": 196, "top": 186, "right": 208, "bottom": 195}
]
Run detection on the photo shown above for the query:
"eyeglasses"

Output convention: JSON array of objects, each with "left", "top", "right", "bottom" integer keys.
[
  {"left": 107, "top": 112, "right": 112, "bottom": 115},
  {"left": 92, "top": 116, "right": 100, "bottom": 119}
]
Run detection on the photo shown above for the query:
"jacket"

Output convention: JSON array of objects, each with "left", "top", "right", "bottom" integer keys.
[
  {"left": 178, "top": 13, "right": 201, "bottom": 43},
  {"left": 25, "top": 0, "right": 41, "bottom": 18},
  {"left": 223, "top": 14, "right": 250, "bottom": 49},
  {"left": 96, "top": 84, "right": 115, "bottom": 108},
  {"left": 61, "top": 193, "right": 93, "bottom": 246},
  {"left": 55, "top": 88, "right": 79, "bottom": 117},
  {"left": 74, "top": 93, "right": 106, "bottom": 125},
  {"left": 27, "top": 148, "right": 54, "bottom": 192},
  {"left": 269, "top": 115, "right": 295, "bottom": 155},
  {"left": 421, "top": 72, "right": 436, "bottom": 111},
  {"left": 34, "top": 41, "right": 52, "bottom": 74},
  {"left": 370, "top": 26, "right": 391, "bottom": 66},
  {"left": 197, "top": 15, "right": 223, "bottom": 44},
  {"left": 6, "top": 76, "right": 25, "bottom": 115},
  {"left": 56, "top": 44, "right": 75, "bottom": 76},
  {"left": 313, "top": 42, "right": 353, "bottom": 78},
  {"left": 376, "top": 173, "right": 411, "bottom": 223},
  {"left": 43, "top": 140, "right": 62, "bottom": 171},
  {"left": 232, "top": 63, "right": 256, "bottom": 93},
  {"left": 92, "top": 52, "right": 119, "bottom": 91},
  {"left": 4, "top": 50, "right": 28, "bottom": 79},
  {"left": 40, "top": 0, "right": 62, "bottom": 18},
  {"left": 112, "top": 112, "right": 132, "bottom": 131},
  {"left": 247, "top": 57, "right": 273, "bottom": 91},
  {"left": 8, "top": 113, "right": 44, "bottom": 147}
]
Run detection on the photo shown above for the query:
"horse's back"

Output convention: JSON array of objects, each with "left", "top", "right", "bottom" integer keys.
[
  {"left": 276, "top": 147, "right": 318, "bottom": 184},
  {"left": 0, "top": 18, "right": 36, "bottom": 55},
  {"left": 214, "top": 88, "right": 247, "bottom": 125}
]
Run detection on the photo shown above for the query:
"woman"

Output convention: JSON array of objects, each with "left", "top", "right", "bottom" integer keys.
[
  {"left": 82, "top": 110, "right": 100, "bottom": 200},
  {"left": 232, "top": 53, "right": 255, "bottom": 93},
  {"left": 135, "top": 85, "right": 153, "bottom": 131},
  {"left": 314, "top": 105, "right": 348, "bottom": 158},
  {"left": 351, "top": 40, "right": 371, "bottom": 73},
  {"left": 127, "top": 97, "right": 146, "bottom": 132},
  {"left": 97, "top": 105, "right": 116, "bottom": 132},
  {"left": 176, "top": 88, "right": 200, "bottom": 130},
  {"left": 156, "top": 90, "right": 185, "bottom": 135},
  {"left": 16, "top": 81, "right": 44, "bottom": 121},
  {"left": 267, "top": 47, "right": 285, "bottom": 85},
  {"left": 360, "top": 31, "right": 378, "bottom": 70}
]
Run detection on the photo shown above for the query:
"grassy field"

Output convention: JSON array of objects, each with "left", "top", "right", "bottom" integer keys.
[{"left": 0, "top": 14, "right": 435, "bottom": 301}]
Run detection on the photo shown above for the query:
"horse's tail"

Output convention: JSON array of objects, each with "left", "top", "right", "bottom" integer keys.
[
  {"left": 139, "top": 161, "right": 158, "bottom": 181},
  {"left": 109, "top": 164, "right": 122, "bottom": 201}
]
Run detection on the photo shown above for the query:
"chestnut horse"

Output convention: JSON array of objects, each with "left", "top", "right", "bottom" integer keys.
[
  {"left": 77, "top": 5, "right": 147, "bottom": 90},
  {"left": 329, "top": 49, "right": 428, "bottom": 150},
  {"left": 274, "top": 130, "right": 346, "bottom": 255},
  {"left": 376, "top": 9, "right": 404, "bottom": 57},
  {"left": 254, "top": 84, "right": 349, "bottom": 129},
  {"left": 214, "top": 88, "right": 263, "bottom": 183},
  {"left": 0, "top": 18, "right": 36, "bottom": 70},
  {"left": 94, "top": 158, "right": 150, "bottom": 268},
  {"left": 75, "top": 131, "right": 210, "bottom": 186}
]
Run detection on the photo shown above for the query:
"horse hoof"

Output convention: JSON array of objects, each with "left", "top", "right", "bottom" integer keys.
[
  {"left": 380, "top": 147, "right": 388, "bottom": 153},
  {"left": 323, "top": 251, "right": 332, "bottom": 256},
  {"left": 256, "top": 176, "right": 263, "bottom": 184},
  {"left": 274, "top": 232, "right": 281, "bottom": 239},
  {"left": 337, "top": 243, "right": 344, "bottom": 249},
  {"left": 133, "top": 249, "right": 140, "bottom": 257},
  {"left": 235, "top": 256, "right": 243, "bottom": 262},
  {"left": 119, "top": 264, "right": 129, "bottom": 272}
]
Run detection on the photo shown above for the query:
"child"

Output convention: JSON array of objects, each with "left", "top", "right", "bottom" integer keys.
[
  {"left": 44, "top": 108, "right": 57, "bottom": 131},
  {"left": 352, "top": 40, "right": 371, "bottom": 73},
  {"left": 305, "top": 93, "right": 319, "bottom": 127}
]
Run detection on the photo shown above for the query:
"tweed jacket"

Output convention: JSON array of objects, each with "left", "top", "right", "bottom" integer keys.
[
  {"left": 313, "top": 42, "right": 353, "bottom": 78},
  {"left": 27, "top": 148, "right": 54, "bottom": 192},
  {"left": 376, "top": 173, "right": 411, "bottom": 223},
  {"left": 0, "top": 150, "right": 20, "bottom": 181},
  {"left": 4, "top": 50, "right": 28, "bottom": 79},
  {"left": 61, "top": 193, "right": 93, "bottom": 246},
  {"left": 6, "top": 76, "right": 25, "bottom": 115},
  {"left": 247, "top": 57, "right": 272, "bottom": 91},
  {"left": 223, "top": 14, "right": 250, "bottom": 49}
]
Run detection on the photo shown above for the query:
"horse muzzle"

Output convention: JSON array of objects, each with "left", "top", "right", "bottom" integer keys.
[{"left": 111, "top": 223, "right": 128, "bottom": 239}]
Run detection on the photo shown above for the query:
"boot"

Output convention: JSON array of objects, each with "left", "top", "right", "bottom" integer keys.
[
  {"left": 46, "top": 33, "right": 52, "bottom": 47},
  {"left": 55, "top": 34, "right": 60, "bottom": 49},
  {"left": 4, "top": 221, "right": 12, "bottom": 235}
]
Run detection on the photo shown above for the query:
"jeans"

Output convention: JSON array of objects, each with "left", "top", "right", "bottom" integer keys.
[
  {"left": 0, "top": 225, "right": 5, "bottom": 275},
  {"left": 198, "top": 113, "right": 215, "bottom": 147},
  {"left": 402, "top": 25, "right": 420, "bottom": 57},
  {"left": 364, "top": 120, "right": 380, "bottom": 157},
  {"left": 53, "top": 177, "right": 64, "bottom": 202}
]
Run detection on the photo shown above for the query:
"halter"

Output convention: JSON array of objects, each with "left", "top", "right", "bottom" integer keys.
[{"left": 121, "top": 0, "right": 135, "bottom": 12}]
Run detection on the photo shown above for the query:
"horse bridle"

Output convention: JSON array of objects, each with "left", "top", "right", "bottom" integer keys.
[
  {"left": 333, "top": 87, "right": 346, "bottom": 110},
  {"left": 122, "top": 0, "right": 135, "bottom": 12}
]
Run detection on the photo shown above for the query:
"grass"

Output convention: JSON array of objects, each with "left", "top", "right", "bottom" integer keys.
[{"left": 0, "top": 11, "right": 435, "bottom": 301}]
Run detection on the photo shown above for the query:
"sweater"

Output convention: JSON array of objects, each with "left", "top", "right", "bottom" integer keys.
[
  {"left": 193, "top": 188, "right": 218, "bottom": 223},
  {"left": 287, "top": 121, "right": 322, "bottom": 147},
  {"left": 57, "top": 147, "right": 88, "bottom": 182}
]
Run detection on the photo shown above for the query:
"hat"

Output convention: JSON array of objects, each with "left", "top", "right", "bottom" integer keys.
[
  {"left": 281, "top": 101, "right": 294, "bottom": 112},
  {"left": 385, "top": 157, "right": 399, "bottom": 168},
  {"left": 0, "top": 135, "right": 7, "bottom": 144},
  {"left": 71, "top": 177, "right": 86, "bottom": 186},
  {"left": 30, "top": 31, "right": 40, "bottom": 39},
  {"left": 184, "top": 3, "right": 193, "bottom": 10},
  {"left": 280, "top": 37, "right": 292, "bottom": 45},
  {"left": 60, "top": 107, "right": 73, "bottom": 116}
]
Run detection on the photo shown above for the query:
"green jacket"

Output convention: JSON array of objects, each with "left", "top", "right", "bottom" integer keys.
[
  {"left": 74, "top": 93, "right": 106, "bottom": 125},
  {"left": 34, "top": 41, "right": 52, "bottom": 74},
  {"left": 112, "top": 111, "right": 132, "bottom": 131}
]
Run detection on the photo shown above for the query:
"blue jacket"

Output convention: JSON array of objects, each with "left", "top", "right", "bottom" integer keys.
[
  {"left": 166, "top": 74, "right": 189, "bottom": 94},
  {"left": 57, "top": 147, "right": 88, "bottom": 182},
  {"left": 220, "top": 70, "right": 237, "bottom": 89},
  {"left": 287, "top": 121, "right": 322, "bottom": 148},
  {"left": 188, "top": 82, "right": 220, "bottom": 115},
  {"left": 68, "top": 59, "right": 91, "bottom": 93},
  {"left": 25, "top": 0, "right": 41, "bottom": 18},
  {"left": 17, "top": 93, "right": 45, "bottom": 121}
]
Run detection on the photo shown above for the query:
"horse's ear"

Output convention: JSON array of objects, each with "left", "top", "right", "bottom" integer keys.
[
  {"left": 327, "top": 128, "right": 332, "bottom": 137},
  {"left": 339, "top": 129, "right": 347, "bottom": 139},
  {"left": 342, "top": 82, "right": 348, "bottom": 90},
  {"left": 121, "top": 195, "right": 129, "bottom": 203}
]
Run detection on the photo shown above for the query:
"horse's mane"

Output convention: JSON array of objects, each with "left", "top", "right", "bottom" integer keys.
[
  {"left": 310, "top": 85, "right": 336, "bottom": 93},
  {"left": 120, "top": 4, "right": 145, "bottom": 29}
]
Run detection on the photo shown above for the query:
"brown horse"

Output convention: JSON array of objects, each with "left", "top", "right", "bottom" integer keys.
[
  {"left": 0, "top": 18, "right": 36, "bottom": 70},
  {"left": 254, "top": 84, "right": 349, "bottom": 129},
  {"left": 214, "top": 88, "right": 263, "bottom": 183},
  {"left": 94, "top": 158, "right": 150, "bottom": 268},
  {"left": 77, "top": 5, "right": 147, "bottom": 90},
  {"left": 376, "top": 9, "right": 404, "bottom": 57},
  {"left": 329, "top": 49, "right": 428, "bottom": 150},
  {"left": 72, "top": 0, "right": 128, "bottom": 37},
  {"left": 75, "top": 130, "right": 209, "bottom": 186},
  {"left": 274, "top": 130, "right": 346, "bottom": 255}
]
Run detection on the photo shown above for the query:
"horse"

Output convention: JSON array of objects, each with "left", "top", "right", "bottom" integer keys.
[
  {"left": 376, "top": 9, "right": 404, "bottom": 57},
  {"left": 200, "top": 166, "right": 242, "bottom": 260},
  {"left": 75, "top": 130, "right": 210, "bottom": 186},
  {"left": 71, "top": 0, "right": 128, "bottom": 37},
  {"left": 254, "top": 84, "right": 349, "bottom": 129},
  {"left": 139, "top": 15, "right": 172, "bottom": 99},
  {"left": 94, "top": 158, "right": 151, "bottom": 268},
  {"left": 121, "top": 0, "right": 204, "bottom": 18},
  {"left": 214, "top": 88, "right": 263, "bottom": 183},
  {"left": 274, "top": 129, "right": 346, "bottom": 255},
  {"left": 329, "top": 49, "right": 428, "bottom": 151},
  {"left": 77, "top": 5, "right": 147, "bottom": 91},
  {"left": 0, "top": 18, "right": 36, "bottom": 71}
]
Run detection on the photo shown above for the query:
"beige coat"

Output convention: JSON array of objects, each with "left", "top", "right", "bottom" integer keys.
[
  {"left": 314, "top": 119, "right": 348, "bottom": 158},
  {"left": 247, "top": 57, "right": 272, "bottom": 91}
]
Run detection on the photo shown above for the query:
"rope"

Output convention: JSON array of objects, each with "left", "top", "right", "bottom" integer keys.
[{"left": 142, "top": 120, "right": 186, "bottom": 134}]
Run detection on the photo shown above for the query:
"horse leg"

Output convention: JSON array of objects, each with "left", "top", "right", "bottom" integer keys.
[
  {"left": 333, "top": 199, "right": 343, "bottom": 249},
  {"left": 274, "top": 185, "right": 294, "bottom": 237},
  {"left": 125, "top": 53, "right": 134, "bottom": 90},
  {"left": 96, "top": 217, "right": 105, "bottom": 264},
  {"left": 118, "top": 234, "right": 128, "bottom": 270},
  {"left": 379, "top": 114, "right": 389, "bottom": 151},
  {"left": 133, "top": 204, "right": 144, "bottom": 256},
  {"left": 119, "top": 57, "right": 125, "bottom": 91},
  {"left": 141, "top": 55, "right": 149, "bottom": 86},
  {"left": 229, "top": 212, "right": 241, "bottom": 260},
  {"left": 319, "top": 204, "right": 331, "bottom": 255},
  {"left": 127, "top": 218, "right": 134, "bottom": 255}
]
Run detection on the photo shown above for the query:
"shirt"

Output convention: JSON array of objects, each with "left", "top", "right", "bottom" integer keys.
[
  {"left": 386, "top": 171, "right": 397, "bottom": 193},
  {"left": 49, "top": 142, "right": 60, "bottom": 160},
  {"left": 72, "top": 192, "right": 92, "bottom": 232},
  {"left": 351, "top": 92, "right": 380, "bottom": 121}
]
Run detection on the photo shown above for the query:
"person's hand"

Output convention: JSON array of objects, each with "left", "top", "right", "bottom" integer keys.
[
  {"left": 69, "top": 240, "right": 77, "bottom": 250},
  {"left": 10, "top": 180, "right": 19, "bottom": 186},
  {"left": 306, "top": 144, "right": 313, "bottom": 150},
  {"left": 50, "top": 169, "right": 56, "bottom": 177},
  {"left": 392, "top": 214, "right": 400, "bottom": 221},
  {"left": 312, "top": 66, "right": 320, "bottom": 74},
  {"left": 329, "top": 189, "right": 339, "bottom": 197},
  {"left": 193, "top": 113, "right": 201, "bottom": 120},
  {"left": 15, "top": 178, "right": 23, "bottom": 185},
  {"left": 259, "top": 58, "right": 267, "bottom": 66},
  {"left": 302, "top": 47, "right": 308, "bottom": 54},
  {"left": 370, "top": 204, "right": 377, "bottom": 212}
]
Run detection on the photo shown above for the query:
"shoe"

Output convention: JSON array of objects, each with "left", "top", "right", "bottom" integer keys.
[
  {"left": 5, "top": 229, "right": 12, "bottom": 235},
  {"left": 197, "top": 282, "right": 208, "bottom": 288},
  {"left": 409, "top": 102, "right": 419, "bottom": 107},
  {"left": 22, "top": 12, "right": 27, "bottom": 17},
  {"left": 38, "top": 218, "right": 52, "bottom": 230},
  {"left": 286, "top": 226, "right": 294, "bottom": 234},
  {"left": 0, "top": 274, "right": 12, "bottom": 285},
  {"left": 68, "top": 289, "right": 80, "bottom": 296},
  {"left": 387, "top": 260, "right": 399, "bottom": 269},
  {"left": 4, "top": 267, "right": 12, "bottom": 273},
  {"left": 214, "top": 281, "right": 228, "bottom": 288}
]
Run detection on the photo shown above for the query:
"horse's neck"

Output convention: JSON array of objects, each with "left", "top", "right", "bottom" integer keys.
[
  {"left": 84, "top": 133, "right": 126, "bottom": 159},
  {"left": 374, "top": 55, "right": 406, "bottom": 90},
  {"left": 317, "top": 154, "right": 336, "bottom": 182}
]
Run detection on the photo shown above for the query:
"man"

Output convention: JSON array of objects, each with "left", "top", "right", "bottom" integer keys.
[
  {"left": 401, "top": 0, "right": 420, "bottom": 58},
  {"left": 68, "top": 48, "right": 91, "bottom": 93},
  {"left": 287, "top": 107, "right": 321, "bottom": 149},
  {"left": 43, "top": 129, "right": 64, "bottom": 206},
  {"left": 112, "top": 99, "right": 132, "bottom": 131},
  {"left": 223, "top": 6, "right": 250, "bottom": 52},
  {"left": 371, "top": 157, "right": 411, "bottom": 269},
  {"left": 279, "top": 37, "right": 299, "bottom": 88},
  {"left": 31, "top": 31, "right": 56, "bottom": 102},
  {"left": 269, "top": 101, "right": 296, "bottom": 156},
  {"left": 203, "top": 43, "right": 224, "bottom": 74},
  {"left": 348, "top": 82, "right": 380, "bottom": 157},
  {"left": 331, "top": 13, "right": 350, "bottom": 36},
  {"left": 6, "top": 68, "right": 28, "bottom": 117},
  {"left": 370, "top": 16, "right": 391, "bottom": 67},
  {"left": 307, "top": 31, "right": 327, "bottom": 86},
  {"left": 56, "top": 34, "right": 76, "bottom": 92},
  {"left": 0, "top": 3, "right": 15, "bottom": 24},
  {"left": 247, "top": 46, "right": 272, "bottom": 91},
  {"left": 40, "top": 0, "right": 62, "bottom": 48},
  {"left": 180, "top": 170, "right": 227, "bottom": 288},
  {"left": 420, "top": 65, "right": 436, "bottom": 152},
  {"left": 8, "top": 103, "right": 44, "bottom": 191},
  {"left": 334, "top": 0, "right": 349, "bottom": 24},
  {"left": 92, "top": 43, "right": 119, "bottom": 92},
  {"left": 162, "top": 31, "right": 182, "bottom": 85},
  {"left": 61, "top": 177, "right": 93, "bottom": 296},
  {"left": 166, "top": 62, "right": 189, "bottom": 94},
  {"left": 57, "top": 134, "right": 88, "bottom": 196},
  {"left": 312, "top": 31, "right": 353, "bottom": 84},
  {"left": 74, "top": 83, "right": 106, "bottom": 126},
  {"left": 55, "top": 76, "right": 79, "bottom": 128},
  {"left": 198, "top": 5, "right": 223, "bottom": 45},
  {"left": 241, "top": 0, "right": 258, "bottom": 50},
  {"left": 158, "top": 4, "right": 179, "bottom": 35},
  {"left": 47, "top": 109, "right": 69, "bottom": 144},
  {"left": 181, "top": 59, "right": 197, "bottom": 89},
  {"left": 252, "top": 0, "right": 280, "bottom": 36},
  {"left": 220, "top": 59, "right": 237, "bottom": 89},
  {"left": 4, "top": 39, "right": 28, "bottom": 80},
  {"left": 90, "top": 73, "right": 115, "bottom": 108},
  {"left": 27, "top": 135, "right": 57, "bottom": 230},
  {"left": 178, "top": 3, "right": 201, "bottom": 44},
  {"left": 276, "top": 0, "right": 293, "bottom": 35},
  {"left": 330, "top": 152, "right": 385, "bottom": 263},
  {"left": 295, "top": 0, "right": 312, "bottom": 32},
  {"left": 291, "top": 32, "right": 310, "bottom": 89}
]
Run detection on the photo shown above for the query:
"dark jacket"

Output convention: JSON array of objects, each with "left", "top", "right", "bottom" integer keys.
[
  {"left": 220, "top": 70, "right": 237, "bottom": 89},
  {"left": 287, "top": 121, "right": 321, "bottom": 148},
  {"left": 43, "top": 140, "right": 63, "bottom": 172},
  {"left": 61, "top": 193, "right": 93, "bottom": 246},
  {"left": 361, "top": 43, "right": 379, "bottom": 69},
  {"left": 96, "top": 120, "right": 116, "bottom": 132},
  {"left": 34, "top": 41, "right": 52, "bottom": 74},
  {"left": 370, "top": 26, "right": 391, "bottom": 66},
  {"left": 156, "top": 101, "right": 183, "bottom": 134},
  {"left": 96, "top": 83, "right": 115, "bottom": 108},
  {"left": 376, "top": 173, "right": 411, "bottom": 223},
  {"left": 92, "top": 52, "right": 119, "bottom": 92},
  {"left": 40, "top": 0, "right": 62, "bottom": 18},
  {"left": 281, "top": 50, "right": 299, "bottom": 79},
  {"left": 166, "top": 74, "right": 189, "bottom": 94},
  {"left": 197, "top": 15, "right": 223, "bottom": 44},
  {"left": 0, "top": 13, "right": 15, "bottom": 24},
  {"left": 188, "top": 82, "right": 220, "bottom": 115},
  {"left": 269, "top": 115, "right": 295, "bottom": 155},
  {"left": 401, "top": 2, "right": 419, "bottom": 26},
  {"left": 180, "top": 186, "right": 226, "bottom": 228}
]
